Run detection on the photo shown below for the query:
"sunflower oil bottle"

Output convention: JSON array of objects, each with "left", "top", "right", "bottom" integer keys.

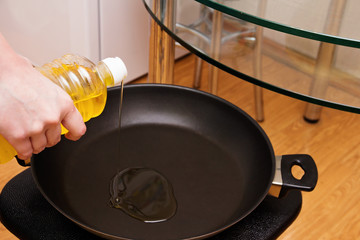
[{"left": 0, "top": 54, "right": 127, "bottom": 164}]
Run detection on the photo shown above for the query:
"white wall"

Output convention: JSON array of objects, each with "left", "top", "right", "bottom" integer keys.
[
  {"left": 0, "top": 0, "right": 100, "bottom": 65},
  {"left": 99, "top": 0, "right": 150, "bottom": 82},
  {"left": 0, "top": 0, "right": 151, "bottom": 83}
]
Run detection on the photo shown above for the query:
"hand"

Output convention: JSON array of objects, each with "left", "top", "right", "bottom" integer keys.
[{"left": 0, "top": 33, "right": 86, "bottom": 160}]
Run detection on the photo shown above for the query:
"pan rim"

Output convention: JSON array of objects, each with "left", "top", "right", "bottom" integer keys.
[{"left": 32, "top": 83, "right": 276, "bottom": 240}]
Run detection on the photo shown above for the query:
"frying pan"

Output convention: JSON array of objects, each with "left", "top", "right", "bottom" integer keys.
[{"left": 27, "top": 84, "right": 317, "bottom": 240}]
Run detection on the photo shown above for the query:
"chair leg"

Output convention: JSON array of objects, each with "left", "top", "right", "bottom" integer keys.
[
  {"left": 193, "top": 57, "right": 203, "bottom": 89},
  {"left": 254, "top": 86, "right": 265, "bottom": 122},
  {"left": 191, "top": 2, "right": 266, "bottom": 122}
]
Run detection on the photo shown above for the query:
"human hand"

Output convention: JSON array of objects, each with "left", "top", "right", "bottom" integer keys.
[{"left": 0, "top": 34, "right": 86, "bottom": 160}]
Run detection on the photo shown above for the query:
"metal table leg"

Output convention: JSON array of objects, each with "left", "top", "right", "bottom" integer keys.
[
  {"left": 304, "top": 0, "right": 347, "bottom": 122},
  {"left": 253, "top": 0, "right": 267, "bottom": 122},
  {"left": 148, "top": 0, "right": 176, "bottom": 84},
  {"left": 208, "top": 9, "right": 223, "bottom": 94}
]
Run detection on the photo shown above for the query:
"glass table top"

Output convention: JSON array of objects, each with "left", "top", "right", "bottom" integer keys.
[
  {"left": 196, "top": 0, "right": 360, "bottom": 48},
  {"left": 143, "top": 0, "right": 360, "bottom": 113}
]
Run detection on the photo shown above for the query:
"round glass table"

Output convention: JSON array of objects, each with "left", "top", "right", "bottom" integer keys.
[{"left": 143, "top": 0, "right": 360, "bottom": 122}]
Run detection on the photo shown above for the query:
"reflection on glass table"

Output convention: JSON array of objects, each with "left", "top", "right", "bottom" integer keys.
[{"left": 143, "top": 0, "right": 360, "bottom": 122}]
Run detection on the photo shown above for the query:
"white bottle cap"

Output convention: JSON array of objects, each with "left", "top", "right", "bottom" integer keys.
[{"left": 101, "top": 57, "right": 128, "bottom": 85}]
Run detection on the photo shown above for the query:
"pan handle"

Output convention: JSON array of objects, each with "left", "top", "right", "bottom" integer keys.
[{"left": 269, "top": 154, "right": 318, "bottom": 198}]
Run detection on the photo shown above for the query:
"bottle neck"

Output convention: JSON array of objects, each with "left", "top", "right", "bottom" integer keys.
[{"left": 96, "top": 61, "right": 116, "bottom": 87}]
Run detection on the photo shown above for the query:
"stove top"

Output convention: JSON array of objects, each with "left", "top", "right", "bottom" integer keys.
[{"left": 0, "top": 169, "right": 301, "bottom": 240}]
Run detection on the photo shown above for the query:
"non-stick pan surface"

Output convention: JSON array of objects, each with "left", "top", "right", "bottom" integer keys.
[{"left": 32, "top": 84, "right": 275, "bottom": 240}]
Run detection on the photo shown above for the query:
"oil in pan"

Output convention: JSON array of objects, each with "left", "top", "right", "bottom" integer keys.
[{"left": 109, "top": 167, "right": 177, "bottom": 223}]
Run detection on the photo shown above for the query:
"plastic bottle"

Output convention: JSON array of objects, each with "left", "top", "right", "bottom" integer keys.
[{"left": 0, "top": 54, "right": 127, "bottom": 164}]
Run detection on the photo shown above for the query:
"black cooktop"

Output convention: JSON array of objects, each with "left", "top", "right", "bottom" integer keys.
[{"left": 0, "top": 169, "right": 301, "bottom": 240}]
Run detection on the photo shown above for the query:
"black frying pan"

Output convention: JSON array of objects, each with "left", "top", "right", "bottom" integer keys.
[{"left": 29, "top": 84, "right": 317, "bottom": 240}]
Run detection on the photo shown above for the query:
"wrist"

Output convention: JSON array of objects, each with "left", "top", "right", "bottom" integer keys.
[{"left": 0, "top": 32, "right": 25, "bottom": 67}]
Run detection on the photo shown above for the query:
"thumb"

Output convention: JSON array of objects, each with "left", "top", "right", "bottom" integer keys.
[{"left": 61, "top": 106, "right": 86, "bottom": 141}]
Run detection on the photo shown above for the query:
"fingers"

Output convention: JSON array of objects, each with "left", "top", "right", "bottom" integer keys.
[
  {"left": 61, "top": 106, "right": 86, "bottom": 141},
  {"left": 30, "top": 133, "right": 47, "bottom": 154},
  {"left": 31, "top": 124, "right": 62, "bottom": 153},
  {"left": 13, "top": 138, "right": 33, "bottom": 160},
  {"left": 11, "top": 124, "right": 62, "bottom": 160},
  {"left": 45, "top": 124, "right": 62, "bottom": 147},
  {"left": 30, "top": 124, "right": 62, "bottom": 154},
  {"left": 14, "top": 105, "right": 86, "bottom": 159}
]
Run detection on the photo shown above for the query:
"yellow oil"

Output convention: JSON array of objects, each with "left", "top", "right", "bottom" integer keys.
[
  {"left": 0, "top": 56, "right": 116, "bottom": 163},
  {"left": 42, "top": 63, "right": 111, "bottom": 124},
  {"left": 40, "top": 63, "right": 110, "bottom": 134},
  {"left": 60, "top": 87, "right": 107, "bottom": 134}
]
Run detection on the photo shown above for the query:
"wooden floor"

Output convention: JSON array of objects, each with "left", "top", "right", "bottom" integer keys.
[{"left": 0, "top": 54, "right": 359, "bottom": 239}]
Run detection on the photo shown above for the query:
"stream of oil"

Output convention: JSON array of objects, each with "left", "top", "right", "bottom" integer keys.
[{"left": 109, "top": 82, "right": 177, "bottom": 223}]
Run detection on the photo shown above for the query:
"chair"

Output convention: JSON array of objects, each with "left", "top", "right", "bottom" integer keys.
[{"left": 175, "top": 1, "right": 267, "bottom": 122}]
